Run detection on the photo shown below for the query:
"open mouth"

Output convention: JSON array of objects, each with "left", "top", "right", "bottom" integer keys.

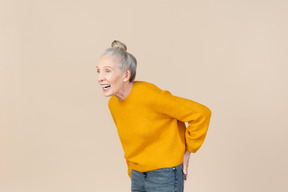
[{"left": 101, "top": 84, "right": 111, "bottom": 90}]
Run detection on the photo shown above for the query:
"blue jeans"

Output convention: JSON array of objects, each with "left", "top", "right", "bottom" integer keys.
[{"left": 131, "top": 164, "right": 184, "bottom": 192}]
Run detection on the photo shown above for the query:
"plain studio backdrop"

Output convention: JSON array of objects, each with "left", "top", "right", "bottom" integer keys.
[{"left": 0, "top": 0, "right": 287, "bottom": 191}]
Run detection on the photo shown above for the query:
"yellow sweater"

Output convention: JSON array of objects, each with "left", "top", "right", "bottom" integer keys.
[{"left": 108, "top": 81, "right": 211, "bottom": 177}]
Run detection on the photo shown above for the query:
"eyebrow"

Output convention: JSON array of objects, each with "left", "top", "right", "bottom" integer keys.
[{"left": 96, "top": 66, "right": 113, "bottom": 69}]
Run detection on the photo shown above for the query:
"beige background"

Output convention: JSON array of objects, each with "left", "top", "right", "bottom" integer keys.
[{"left": 1, "top": 0, "right": 287, "bottom": 191}]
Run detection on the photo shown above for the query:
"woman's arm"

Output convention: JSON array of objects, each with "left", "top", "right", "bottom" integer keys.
[
  {"left": 183, "top": 150, "right": 191, "bottom": 180},
  {"left": 152, "top": 88, "right": 212, "bottom": 153}
]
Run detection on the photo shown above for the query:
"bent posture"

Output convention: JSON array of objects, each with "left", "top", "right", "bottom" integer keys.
[{"left": 96, "top": 40, "right": 211, "bottom": 192}]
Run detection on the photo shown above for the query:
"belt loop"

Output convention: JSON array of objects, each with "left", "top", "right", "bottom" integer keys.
[{"left": 143, "top": 172, "right": 147, "bottom": 182}]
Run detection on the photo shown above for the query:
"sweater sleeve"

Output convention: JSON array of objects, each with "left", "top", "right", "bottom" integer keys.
[{"left": 149, "top": 86, "right": 212, "bottom": 153}]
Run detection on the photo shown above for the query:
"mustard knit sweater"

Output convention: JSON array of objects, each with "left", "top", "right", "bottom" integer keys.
[{"left": 108, "top": 81, "right": 211, "bottom": 177}]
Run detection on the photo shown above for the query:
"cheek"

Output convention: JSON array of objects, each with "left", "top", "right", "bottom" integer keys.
[
  {"left": 104, "top": 73, "right": 114, "bottom": 82},
  {"left": 110, "top": 73, "right": 124, "bottom": 84}
]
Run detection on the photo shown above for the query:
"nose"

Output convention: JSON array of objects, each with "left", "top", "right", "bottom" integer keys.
[{"left": 97, "top": 71, "right": 105, "bottom": 83}]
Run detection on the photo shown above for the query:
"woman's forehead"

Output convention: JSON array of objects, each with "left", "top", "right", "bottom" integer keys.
[{"left": 97, "top": 55, "right": 121, "bottom": 69}]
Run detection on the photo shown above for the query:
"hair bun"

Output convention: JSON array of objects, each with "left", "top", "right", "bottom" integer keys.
[{"left": 111, "top": 40, "right": 127, "bottom": 51}]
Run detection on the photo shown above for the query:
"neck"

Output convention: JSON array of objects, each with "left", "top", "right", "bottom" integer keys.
[{"left": 115, "top": 81, "right": 135, "bottom": 100}]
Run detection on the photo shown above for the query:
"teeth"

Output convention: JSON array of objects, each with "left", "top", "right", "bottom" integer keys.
[{"left": 101, "top": 85, "right": 110, "bottom": 89}]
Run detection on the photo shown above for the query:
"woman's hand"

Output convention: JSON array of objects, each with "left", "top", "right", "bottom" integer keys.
[{"left": 183, "top": 150, "right": 191, "bottom": 180}]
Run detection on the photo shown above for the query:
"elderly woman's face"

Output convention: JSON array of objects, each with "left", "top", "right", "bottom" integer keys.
[{"left": 96, "top": 55, "right": 126, "bottom": 97}]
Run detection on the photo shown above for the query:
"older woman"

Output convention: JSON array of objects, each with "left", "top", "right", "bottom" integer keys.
[{"left": 96, "top": 40, "right": 211, "bottom": 192}]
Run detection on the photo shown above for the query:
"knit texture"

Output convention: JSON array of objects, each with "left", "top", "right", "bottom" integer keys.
[{"left": 108, "top": 81, "right": 211, "bottom": 177}]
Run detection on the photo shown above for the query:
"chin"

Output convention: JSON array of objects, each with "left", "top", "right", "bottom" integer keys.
[{"left": 103, "top": 92, "right": 113, "bottom": 97}]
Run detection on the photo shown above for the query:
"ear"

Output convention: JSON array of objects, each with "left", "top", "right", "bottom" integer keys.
[{"left": 123, "top": 70, "right": 131, "bottom": 82}]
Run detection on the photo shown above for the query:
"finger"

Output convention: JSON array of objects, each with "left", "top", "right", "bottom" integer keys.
[{"left": 183, "top": 166, "right": 188, "bottom": 180}]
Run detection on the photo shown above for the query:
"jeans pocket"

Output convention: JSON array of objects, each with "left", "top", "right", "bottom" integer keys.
[{"left": 149, "top": 167, "right": 176, "bottom": 185}]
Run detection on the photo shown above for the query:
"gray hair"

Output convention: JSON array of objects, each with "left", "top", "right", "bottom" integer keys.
[{"left": 102, "top": 40, "right": 137, "bottom": 82}]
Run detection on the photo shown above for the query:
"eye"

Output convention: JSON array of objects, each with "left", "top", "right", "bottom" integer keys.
[
  {"left": 105, "top": 69, "right": 111, "bottom": 73},
  {"left": 96, "top": 69, "right": 100, "bottom": 73}
]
